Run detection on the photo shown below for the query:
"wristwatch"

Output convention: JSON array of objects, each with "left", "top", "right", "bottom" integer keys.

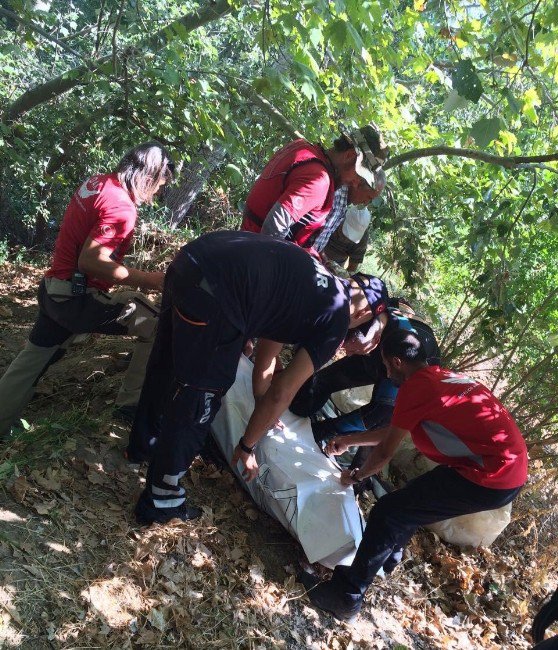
[{"left": 238, "top": 436, "right": 256, "bottom": 455}]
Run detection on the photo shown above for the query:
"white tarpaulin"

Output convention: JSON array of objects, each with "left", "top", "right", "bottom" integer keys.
[{"left": 211, "top": 354, "right": 364, "bottom": 569}]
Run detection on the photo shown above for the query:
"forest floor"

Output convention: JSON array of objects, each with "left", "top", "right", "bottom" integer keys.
[{"left": 0, "top": 260, "right": 556, "bottom": 650}]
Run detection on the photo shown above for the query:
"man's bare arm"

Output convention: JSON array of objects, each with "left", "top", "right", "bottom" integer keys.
[
  {"left": 78, "top": 236, "right": 164, "bottom": 292},
  {"left": 232, "top": 348, "right": 316, "bottom": 481},
  {"left": 325, "top": 426, "right": 390, "bottom": 455},
  {"left": 252, "top": 339, "right": 284, "bottom": 400},
  {"left": 341, "top": 426, "right": 409, "bottom": 485}
]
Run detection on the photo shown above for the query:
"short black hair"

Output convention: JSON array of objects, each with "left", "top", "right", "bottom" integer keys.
[
  {"left": 381, "top": 330, "right": 427, "bottom": 363},
  {"left": 333, "top": 134, "right": 353, "bottom": 152}
]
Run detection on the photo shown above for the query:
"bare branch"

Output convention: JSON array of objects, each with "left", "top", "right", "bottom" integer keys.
[
  {"left": 384, "top": 146, "right": 558, "bottom": 171},
  {"left": 524, "top": 0, "right": 543, "bottom": 68}
]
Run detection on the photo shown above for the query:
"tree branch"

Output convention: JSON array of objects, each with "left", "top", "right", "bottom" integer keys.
[
  {"left": 0, "top": 6, "right": 86, "bottom": 61},
  {"left": 384, "top": 146, "right": 558, "bottom": 171},
  {"left": 3, "top": 0, "right": 233, "bottom": 124},
  {"left": 235, "top": 80, "right": 302, "bottom": 140}
]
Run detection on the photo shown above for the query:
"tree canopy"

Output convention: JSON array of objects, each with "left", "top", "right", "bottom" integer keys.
[{"left": 1, "top": 0, "right": 558, "bottom": 461}]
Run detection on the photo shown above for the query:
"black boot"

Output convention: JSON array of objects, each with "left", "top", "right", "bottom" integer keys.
[
  {"left": 298, "top": 571, "right": 362, "bottom": 622},
  {"left": 135, "top": 489, "right": 202, "bottom": 526}
]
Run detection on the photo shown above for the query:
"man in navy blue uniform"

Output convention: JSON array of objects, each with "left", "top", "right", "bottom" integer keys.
[{"left": 127, "top": 231, "right": 389, "bottom": 525}]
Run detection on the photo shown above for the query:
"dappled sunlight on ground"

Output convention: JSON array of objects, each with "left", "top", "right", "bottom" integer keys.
[{"left": 0, "top": 262, "right": 555, "bottom": 649}]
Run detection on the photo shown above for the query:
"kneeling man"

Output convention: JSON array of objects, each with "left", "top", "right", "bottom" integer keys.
[{"left": 300, "top": 329, "right": 528, "bottom": 621}]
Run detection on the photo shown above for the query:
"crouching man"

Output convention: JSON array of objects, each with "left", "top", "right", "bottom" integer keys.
[
  {"left": 299, "top": 329, "right": 528, "bottom": 622},
  {"left": 0, "top": 142, "right": 174, "bottom": 437},
  {"left": 127, "top": 230, "right": 389, "bottom": 525}
]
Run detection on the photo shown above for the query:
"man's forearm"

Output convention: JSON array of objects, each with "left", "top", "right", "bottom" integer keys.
[
  {"left": 79, "top": 258, "right": 159, "bottom": 290},
  {"left": 341, "top": 426, "right": 390, "bottom": 448},
  {"left": 355, "top": 445, "right": 392, "bottom": 479},
  {"left": 243, "top": 385, "right": 291, "bottom": 447}
]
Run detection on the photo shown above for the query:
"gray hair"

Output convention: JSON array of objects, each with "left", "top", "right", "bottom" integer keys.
[{"left": 116, "top": 141, "right": 175, "bottom": 205}]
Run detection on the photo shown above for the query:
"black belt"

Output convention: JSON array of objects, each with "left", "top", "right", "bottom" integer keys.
[{"left": 242, "top": 204, "right": 264, "bottom": 228}]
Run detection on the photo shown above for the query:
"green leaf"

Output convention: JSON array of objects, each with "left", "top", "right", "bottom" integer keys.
[
  {"left": 443, "top": 88, "right": 469, "bottom": 112},
  {"left": 224, "top": 163, "right": 243, "bottom": 184},
  {"left": 503, "top": 88, "right": 521, "bottom": 115},
  {"left": 469, "top": 117, "right": 502, "bottom": 148},
  {"left": 452, "top": 59, "right": 483, "bottom": 102},
  {"left": 163, "top": 68, "right": 181, "bottom": 86},
  {"left": 325, "top": 19, "right": 348, "bottom": 49},
  {"left": 300, "top": 80, "right": 317, "bottom": 102},
  {"left": 308, "top": 27, "right": 322, "bottom": 47}
]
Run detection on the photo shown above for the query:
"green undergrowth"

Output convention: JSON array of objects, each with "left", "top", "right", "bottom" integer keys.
[{"left": 0, "top": 408, "right": 98, "bottom": 482}]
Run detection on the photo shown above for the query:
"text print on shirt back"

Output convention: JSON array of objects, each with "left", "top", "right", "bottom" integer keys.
[
  {"left": 441, "top": 373, "right": 478, "bottom": 398},
  {"left": 311, "top": 257, "right": 329, "bottom": 288}
]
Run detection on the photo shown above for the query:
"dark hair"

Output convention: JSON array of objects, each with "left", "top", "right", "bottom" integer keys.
[
  {"left": 116, "top": 141, "right": 175, "bottom": 205},
  {"left": 381, "top": 330, "right": 427, "bottom": 363},
  {"left": 333, "top": 134, "right": 354, "bottom": 152},
  {"left": 388, "top": 296, "right": 415, "bottom": 313}
]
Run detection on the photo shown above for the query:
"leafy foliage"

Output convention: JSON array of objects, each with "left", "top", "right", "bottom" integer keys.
[{"left": 0, "top": 0, "right": 557, "bottom": 463}]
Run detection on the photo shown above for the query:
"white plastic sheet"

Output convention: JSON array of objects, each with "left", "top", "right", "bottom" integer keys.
[{"left": 211, "top": 354, "right": 364, "bottom": 568}]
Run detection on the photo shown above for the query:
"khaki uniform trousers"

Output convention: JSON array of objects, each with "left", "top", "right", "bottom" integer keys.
[{"left": 0, "top": 277, "right": 158, "bottom": 436}]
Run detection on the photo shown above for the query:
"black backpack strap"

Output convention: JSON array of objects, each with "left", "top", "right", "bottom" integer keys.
[{"left": 282, "top": 156, "right": 328, "bottom": 190}]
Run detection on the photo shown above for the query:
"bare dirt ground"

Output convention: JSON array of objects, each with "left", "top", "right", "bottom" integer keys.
[{"left": 0, "top": 261, "right": 556, "bottom": 649}]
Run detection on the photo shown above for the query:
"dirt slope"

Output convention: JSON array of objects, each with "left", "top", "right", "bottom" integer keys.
[{"left": 0, "top": 262, "right": 555, "bottom": 649}]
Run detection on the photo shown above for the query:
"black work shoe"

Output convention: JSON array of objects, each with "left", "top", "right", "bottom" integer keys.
[
  {"left": 113, "top": 405, "right": 137, "bottom": 425},
  {"left": 298, "top": 571, "right": 361, "bottom": 622},
  {"left": 123, "top": 446, "right": 152, "bottom": 464},
  {"left": 135, "top": 490, "right": 202, "bottom": 526}
]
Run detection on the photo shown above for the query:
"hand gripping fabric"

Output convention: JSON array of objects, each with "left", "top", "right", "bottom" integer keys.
[{"left": 211, "top": 354, "right": 364, "bottom": 568}]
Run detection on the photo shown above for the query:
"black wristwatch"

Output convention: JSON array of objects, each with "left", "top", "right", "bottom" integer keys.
[{"left": 238, "top": 436, "right": 256, "bottom": 455}]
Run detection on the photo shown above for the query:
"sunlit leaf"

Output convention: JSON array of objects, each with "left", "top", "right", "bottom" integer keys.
[
  {"left": 469, "top": 117, "right": 503, "bottom": 148},
  {"left": 452, "top": 60, "right": 483, "bottom": 102}
]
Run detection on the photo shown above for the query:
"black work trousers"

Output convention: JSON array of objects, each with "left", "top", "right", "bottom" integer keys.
[
  {"left": 290, "top": 352, "right": 385, "bottom": 417},
  {"left": 127, "top": 261, "right": 244, "bottom": 509},
  {"left": 329, "top": 466, "right": 522, "bottom": 603},
  {"left": 290, "top": 352, "right": 390, "bottom": 453}
]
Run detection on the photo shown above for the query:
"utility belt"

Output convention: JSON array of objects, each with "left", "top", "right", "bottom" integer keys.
[
  {"left": 242, "top": 204, "right": 265, "bottom": 229},
  {"left": 43, "top": 276, "right": 100, "bottom": 300}
]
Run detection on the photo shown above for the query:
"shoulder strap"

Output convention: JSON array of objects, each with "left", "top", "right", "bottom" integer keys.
[{"left": 282, "top": 156, "right": 328, "bottom": 191}]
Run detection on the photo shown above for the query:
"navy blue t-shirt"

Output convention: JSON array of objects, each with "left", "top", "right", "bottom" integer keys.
[{"left": 175, "top": 231, "right": 350, "bottom": 370}]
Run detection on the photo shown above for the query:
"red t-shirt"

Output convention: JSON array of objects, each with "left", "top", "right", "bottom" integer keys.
[
  {"left": 243, "top": 139, "right": 335, "bottom": 245},
  {"left": 391, "top": 366, "right": 528, "bottom": 489},
  {"left": 46, "top": 173, "right": 137, "bottom": 291}
]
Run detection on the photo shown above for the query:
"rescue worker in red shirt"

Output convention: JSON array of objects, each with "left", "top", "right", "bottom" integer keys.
[
  {"left": 241, "top": 123, "right": 389, "bottom": 254},
  {"left": 0, "top": 142, "right": 175, "bottom": 437},
  {"left": 299, "top": 329, "right": 528, "bottom": 622}
]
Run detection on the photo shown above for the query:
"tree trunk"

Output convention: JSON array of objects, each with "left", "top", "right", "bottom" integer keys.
[{"left": 166, "top": 145, "right": 226, "bottom": 229}]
